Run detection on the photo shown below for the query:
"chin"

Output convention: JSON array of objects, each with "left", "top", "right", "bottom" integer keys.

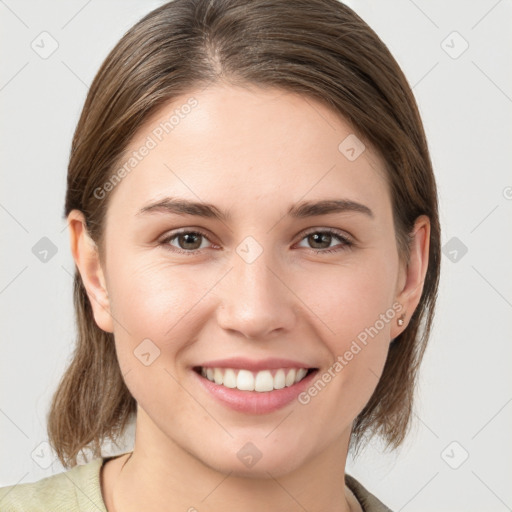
[{"left": 195, "top": 441, "right": 310, "bottom": 479}]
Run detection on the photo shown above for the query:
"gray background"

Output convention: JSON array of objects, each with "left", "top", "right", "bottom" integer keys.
[{"left": 1, "top": 1, "right": 511, "bottom": 510}]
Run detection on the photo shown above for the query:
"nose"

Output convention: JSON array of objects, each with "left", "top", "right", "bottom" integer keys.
[{"left": 215, "top": 246, "right": 297, "bottom": 340}]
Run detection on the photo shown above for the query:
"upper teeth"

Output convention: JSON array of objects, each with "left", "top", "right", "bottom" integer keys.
[{"left": 200, "top": 367, "right": 309, "bottom": 392}]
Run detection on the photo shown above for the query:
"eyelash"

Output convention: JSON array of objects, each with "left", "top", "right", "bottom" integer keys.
[{"left": 159, "top": 228, "right": 354, "bottom": 256}]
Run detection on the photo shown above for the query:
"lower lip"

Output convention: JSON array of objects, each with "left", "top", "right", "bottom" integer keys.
[{"left": 192, "top": 369, "right": 319, "bottom": 414}]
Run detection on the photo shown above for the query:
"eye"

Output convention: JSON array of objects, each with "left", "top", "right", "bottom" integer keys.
[
  {"left": 159, "top": 228, "right": 354, "bottom": 256},
  {"left": 296, "top": 228, "right": 354, "bottom": 254},
  {"left": 160, "top": 229, "right": 215, "bottom": 255}
]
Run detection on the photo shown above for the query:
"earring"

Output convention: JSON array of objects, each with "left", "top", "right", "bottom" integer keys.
[{"left": 397, "top": 313, "right": 406, "bottom": 326}]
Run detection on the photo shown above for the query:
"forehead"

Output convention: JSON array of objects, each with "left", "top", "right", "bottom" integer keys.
[{"left": 106, "top": 84, "right": 390, "bottom": 218}]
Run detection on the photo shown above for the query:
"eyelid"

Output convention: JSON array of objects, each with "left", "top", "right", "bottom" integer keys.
[
  {"left": 159, "top": 226, "right": 354, "bottom": 241},
  {"left": 158, "top": 227, "right": 216, "bottom": 251},
  {"left": 158, "top": 227, "right": 355, "bottom": 247},
  {"left": 159, "top": 226, "right": 355, "bottom": 255},
  {"left": 298, "top": 226, "right": 354, "bottom": 243},
  {"left": 294, "top": 227, "right": 355, "bottom": 254}
]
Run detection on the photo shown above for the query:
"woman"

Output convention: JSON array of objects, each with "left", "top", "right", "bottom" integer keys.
[{"left": 0, "top": 0, "right": 440, "bottom": 510}]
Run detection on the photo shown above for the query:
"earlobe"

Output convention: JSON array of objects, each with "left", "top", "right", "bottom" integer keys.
[
  {"left": 67, "top": 210, "right": 114, "bottom": 333},
  {"left": 391, "top": 215, "right": 430, "bottom": 339}
]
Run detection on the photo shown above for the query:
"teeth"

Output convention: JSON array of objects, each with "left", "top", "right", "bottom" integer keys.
[
  {"left": 285, "top": 369, "right": 296, "bottom": 387},
  {"left": 213, "top": 368, "right": 223, "bottom": 385},
  {"left": 274, "top": 369, "right": 286, "bottom": 389},
  {"left": 223, "top": 368, "right": 237, "bottom": 388},
  {"left": 199, "top": 367, "right": 311, "bottom": 392},
  {"left": 254, "top": 370, "right": 274, "bottom": 392},
  {"left": 295, "top": 368, "right": 307, "bottom": 382},
  {"left": 237, "top": 369, "right": 255, "bottom": 391}
]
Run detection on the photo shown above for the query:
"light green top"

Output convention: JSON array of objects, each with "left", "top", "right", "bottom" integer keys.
[
  {"left": 0, "top": 456, "right": 108, "bottom": 512},
  {"left": 0, "top": 453, "right": 392, "bottom": 512}
]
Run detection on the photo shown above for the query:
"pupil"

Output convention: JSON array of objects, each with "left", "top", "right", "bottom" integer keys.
[
  {"left": 181, "top": 233, "right": 201, "bottom": 249},
  {"left": 178, "top": 233, "right": 332, "bottom": 251},
  {"left": 310, "top": 233, "right": 330, "bottom": 249}
]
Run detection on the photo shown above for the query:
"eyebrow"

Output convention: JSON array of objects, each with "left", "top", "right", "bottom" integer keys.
[{"left": 137, "top": 197, "right": 374, "bottom": 221}]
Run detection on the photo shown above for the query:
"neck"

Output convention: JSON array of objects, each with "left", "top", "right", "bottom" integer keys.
[{"left": 109, "top": 408, "right": 354, "bottom": 512}]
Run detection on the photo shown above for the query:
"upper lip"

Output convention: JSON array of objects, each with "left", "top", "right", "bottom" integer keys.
[{"left": 195, "top": 357, "right": 317, "bottom": 372}]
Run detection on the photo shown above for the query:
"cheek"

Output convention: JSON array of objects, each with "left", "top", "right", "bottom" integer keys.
[
  {"left": 105, "top": 257, "right": 207, "bottom": 409},
  {"left": 300, "top": 256, "right": 397, "bottom": 413},
  {"left": 307, "top": 255, "right": 397, "bottom": 342},
  {"left": 107, "top": 242, "right": 398, "bottom": 352},
  {"left": 109, "top": 256, "right": 207, "bottom": 338},
  {"left": 107, "top": 240, "right": 397, "bottom": 380}
]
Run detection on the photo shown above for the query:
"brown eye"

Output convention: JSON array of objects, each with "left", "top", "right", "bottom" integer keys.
[
  {"left": 175, "top": 232, "right": 204, "bottom": 250},
  {"left": 161, "top": 230, "right": 213, "bottom": 254},
  {"left": 297, "top": 229, "right": 353, "bottom": 254},
  {"left": 307, "top": 232, "right": 334, "bottom": 250}
]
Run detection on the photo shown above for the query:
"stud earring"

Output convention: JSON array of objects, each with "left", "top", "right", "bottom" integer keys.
[{"left": 397, "top": 313, "right": 406, "bottom": 327}]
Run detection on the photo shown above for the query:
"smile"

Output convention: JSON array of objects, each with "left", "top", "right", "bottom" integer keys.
[
  {"left": 195, "top": 366, "right": 314, "bottom": 392},
  {"left": 191, "top": 357, "right": 320, "bottom": 414}
]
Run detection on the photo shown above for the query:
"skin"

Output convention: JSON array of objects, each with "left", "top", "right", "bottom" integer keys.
[{"left": 68, "top": 83, "right": 430, "bottom": 512}]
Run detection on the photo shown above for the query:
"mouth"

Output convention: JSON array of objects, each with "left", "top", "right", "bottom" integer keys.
[
  {"left": 193, "top": 366, "right": 318, "bottom": 392},
  {"left": 191, "top": 357, "right": 320, "bottom": 414}
]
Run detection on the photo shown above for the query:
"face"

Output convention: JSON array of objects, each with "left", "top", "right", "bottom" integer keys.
[{"left": 75, "top": 84, "right": 414, "bottom": 477}]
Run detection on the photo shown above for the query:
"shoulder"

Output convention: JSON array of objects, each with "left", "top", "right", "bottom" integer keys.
[
  {"left": 346, "top": 474, "right": 394, "bottom": 512},
  {"left": 0, "top": 457, "right": 107, "bottom": 512}
]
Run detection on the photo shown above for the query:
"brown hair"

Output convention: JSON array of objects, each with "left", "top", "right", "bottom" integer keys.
[{"left": 50, "top": 0, "right": 440, "bottom": 468}]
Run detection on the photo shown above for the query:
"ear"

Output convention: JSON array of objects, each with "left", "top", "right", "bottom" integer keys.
[
  {"left": 390, "top": 215, "right": 430, "bottom": 339},
  {"left": 67, "top": 209, "right": 114, "bottom": 333}
]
